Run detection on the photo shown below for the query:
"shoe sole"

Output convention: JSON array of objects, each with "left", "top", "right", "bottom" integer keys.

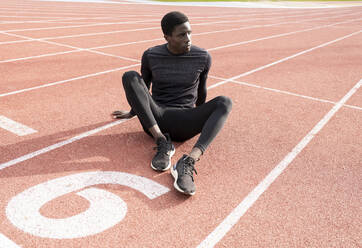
[
  {"left": 170, "top": 165, "right": 195, "bottom": 196},
  {"left": 150, "top": 148, "right": 175, "bottom": 171}
]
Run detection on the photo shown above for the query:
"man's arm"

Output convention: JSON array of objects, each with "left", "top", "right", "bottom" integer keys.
[
  {"left": 112, "top": 50, "right": 152, "bottom": 119},
  {"left": 141, "top": 50, "right": 152, "bottom": 90},
  {"left": 196, "top": 52, "right": 211, "bottom": 106},
  {"left": 127, "top": 51, "right": 152, "bottom": 116}
]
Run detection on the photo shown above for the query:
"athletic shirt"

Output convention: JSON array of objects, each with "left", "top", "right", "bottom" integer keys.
[{"left": 141, "top": 43, "right": 211, "bottom": 108}]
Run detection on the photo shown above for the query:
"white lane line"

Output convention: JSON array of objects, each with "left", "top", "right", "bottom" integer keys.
[
  {"left": 1, "top": 31, "right": 141, "bottom": 63},
  {"left": 0, "top": 16, "right": 356, "bottom": 97},
  {"left": 0, "top": 9, "right": 348, "bottom": 36},
  {"left": 0, "top": 63, "right": 140, "bottom": 98},
  {"left": 209, "top": 30, "right": 362, "bottom": 88},
  {"left": 0, "top": 16, "right": 119, "bottom": 23},
  {"left": 1, "top": 28, "right": 360, "bottom": 169},
  {"left": 0, "top": 76, "right": 223, "bottom": 170},
  {"left": 208, "top": 16, "right": 361, "bottom": 51},
  {"left": 197, "top": 78, "right": 362, "bottom": 247},
  {"left": 0, "top": 233, "right": 21, "bottom": 248},
  {"left": 0, "top": 27, "right": 360, "bottom": 101},
  {"left": 0, "top": 12, "right": 359, "bottom": 67},
  {"left": 0, "top": 11, "right": 358, "bottom": 63},
  {"left": 0, "top": 119, "right": 130, "bottom": 171},
  {"left": 209, "top": 75, "right": 362, "bottom": 111},
  {"left": 0, "top": 10, "right": 311, "bottom": 25},
  {"left": 1, "top": 18, "right": 160, "bottom": 32},
  {"left": 344, "top": 103, "right": 362, "bottom": 110},
  {"left": 0, "top": 49, "right": 81, "bottom": 64},
  {"left": 0, "top": 116, "right": 37, "bottom": 136}
]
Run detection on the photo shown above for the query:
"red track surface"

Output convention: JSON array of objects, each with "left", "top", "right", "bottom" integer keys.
[{"left": 0, "top": 0, "right": 361, "bottom": 247}]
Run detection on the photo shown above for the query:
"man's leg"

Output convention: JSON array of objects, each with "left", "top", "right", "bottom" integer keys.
[
  {"left": 122, "top": 71, "right": 175, "bottom": 171},
  {"left": 164, "top": 96, "right": 232, "bottom": 195},
  {"left": 122, "top": 71, "right": 162, "bottom": 140},
  {"left": 162, "top": 96, "right": 232, "bottom": 153}
]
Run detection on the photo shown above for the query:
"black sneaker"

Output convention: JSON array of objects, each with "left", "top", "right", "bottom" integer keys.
[
  {"left": 151, "top": 134, "right": 175, "bottom": 171},
  {"left": 171, "top": 154, "right": 198, "bottom": 195}
]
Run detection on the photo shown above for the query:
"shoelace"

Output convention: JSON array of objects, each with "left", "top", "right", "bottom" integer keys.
[
  {"left": 153, "top": 139, "right": 169, "bottom": 156},
  {"left": 183, "top": 157, "right": 198, "bottom": 181}
]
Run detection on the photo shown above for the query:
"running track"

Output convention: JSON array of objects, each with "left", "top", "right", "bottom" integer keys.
[{"left": 0, "top": 0, "right": 361, "bottom": 247}]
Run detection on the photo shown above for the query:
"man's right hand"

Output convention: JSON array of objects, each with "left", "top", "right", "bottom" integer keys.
[{"left": 111, "top": 110, "right": 135, "bottom": 119}]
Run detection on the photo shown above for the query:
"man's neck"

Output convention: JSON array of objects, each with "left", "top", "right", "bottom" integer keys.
[{"left": 167, "top": 44, "right": 183, "bottom": 55}]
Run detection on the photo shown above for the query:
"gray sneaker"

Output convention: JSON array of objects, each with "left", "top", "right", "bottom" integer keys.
[
  {"left": 171, "top": 155, "right": 197, "bottom": 195},
  {"left": 151, "top": 133, "right": 175, "bottom": 171}
]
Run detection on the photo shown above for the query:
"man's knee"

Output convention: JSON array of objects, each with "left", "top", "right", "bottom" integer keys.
[
  {"left": 216, "top": 96, "right": 232, "bottom": 113},
  {"left": 122, "top": 70, "right": 141, "bottom": 89}
]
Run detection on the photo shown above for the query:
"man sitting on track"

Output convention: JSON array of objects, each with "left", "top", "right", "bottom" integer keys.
[{"left": 112, "top": 11, "right": 232, "bottom": 196}]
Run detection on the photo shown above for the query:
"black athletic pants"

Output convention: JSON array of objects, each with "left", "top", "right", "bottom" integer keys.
[{"left": 122, "top": 71, "right": 232, "bottom": 153}]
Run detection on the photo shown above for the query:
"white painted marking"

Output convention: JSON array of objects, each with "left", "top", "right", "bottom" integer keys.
[
  {"left": 230, "top": 79, "right": 362, "bottom": 111},
  {"left": 0, "top": 11, "right": 358, "bottom": 64},
  {"left": 208, "top": 16, "right": 361, "bottom": 51},
  {"left": 0, "top": 12, "right": 260, "bottom": 34},
  {"left": 2, "top": 31, "right": 141, "bottom": 63},
  {"left": 0, "top": 115, "right": 37, "bottom": 136},
  {"left": 197, "top": 78, "right": 362, "bottom": 247},
  {"left": 0, "top": 18, "right": 160, "bottom": 32},
  {"left": 0, "top": 79, "right": 221, "bottom": 171},
  {"left": 210, "top": 75, "right": 362, "bottom": 111},
  {"left": 0, "top": 9, "right": 348, "bottom": 37},
  {"left": 0, "top": 118, "right": 129, "bottom": 171},
  {"left": 344, "top": 103, "right": 362, "bottom": 111},
  {"left": 90, "top": 0, "right": 362, "bottom": 9},
  {"left": 209, "top": 30, "right": 362, "bottom": 88},
  {"left": 0, "top": 16, "right": 114, "bottom": 24},
  {"left": 0, "top": 17, "right": 360, "bottom": 99},
  {"left": 0, "top": 63, "right": 140, "bottom": 98},
  {"left": 0, "top": 30, "right": 360, "bottom": 171},
  {"left": 0, "top": 233, "right": 21, "bottom": 248},
  {"left": 6, "top": 171, "right": 169, "bottom": 238},
  {"left": 0, "top": 50, "right": 80, "bottom": 64}
]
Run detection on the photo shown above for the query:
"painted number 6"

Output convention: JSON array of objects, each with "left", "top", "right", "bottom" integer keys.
[{"left": 6, "top": 171, "right": 169, "bottom": 239}]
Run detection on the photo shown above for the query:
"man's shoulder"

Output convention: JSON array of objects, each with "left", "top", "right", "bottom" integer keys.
[
  {"left": 190, "top": 45, "right": 207, "bottom": 54},
  {"left": 190, "top": 45, "right": 210, "bottom": 59},
  {"left": 143, "top": 44, "right": 168, "bottom": 56}
]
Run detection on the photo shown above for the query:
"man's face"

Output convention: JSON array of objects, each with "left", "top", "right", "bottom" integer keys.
[{"left": 165, "top": 21, "right": 192, "bottom": 54}]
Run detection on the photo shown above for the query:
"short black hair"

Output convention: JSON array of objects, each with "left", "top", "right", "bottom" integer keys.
[{"left": 161, "top": 11, "right": 189, "bottom": 36}]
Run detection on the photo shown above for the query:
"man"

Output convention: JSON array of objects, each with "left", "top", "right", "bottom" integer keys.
[{"left": 113, "top": 11, "right": 232, "bottom": 195}]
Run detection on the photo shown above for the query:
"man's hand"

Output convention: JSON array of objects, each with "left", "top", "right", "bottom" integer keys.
[{"left": 111, "top": 110, "right": 135, "bottom": 119}]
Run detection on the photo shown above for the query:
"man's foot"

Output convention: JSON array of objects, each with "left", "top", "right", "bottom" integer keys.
[
  {"left": 151, "top": 134, "right": 175, "bottom": 171},
  {"left": 171, "top": 155, "right": 197, "bottom": 195}
]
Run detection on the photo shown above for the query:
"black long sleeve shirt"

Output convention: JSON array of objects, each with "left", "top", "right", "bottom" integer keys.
[{"left": 141, "top": 43, "right": 211, "bottom": 108}]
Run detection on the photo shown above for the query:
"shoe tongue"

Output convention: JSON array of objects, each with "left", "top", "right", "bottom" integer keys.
[{"left": 184, "top": 155, "right": 195, "bottom": 164}]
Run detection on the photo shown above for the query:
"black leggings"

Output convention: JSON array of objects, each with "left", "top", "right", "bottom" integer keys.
[{"left": 122, "top": 71, "right": 232, "bottom": 153}]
